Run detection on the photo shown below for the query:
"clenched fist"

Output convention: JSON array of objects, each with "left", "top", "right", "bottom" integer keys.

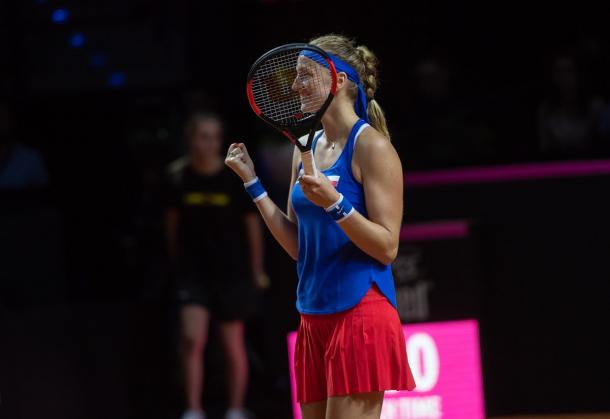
[{"left": 225, "top": 142, "right": 256, "bottom": 183}]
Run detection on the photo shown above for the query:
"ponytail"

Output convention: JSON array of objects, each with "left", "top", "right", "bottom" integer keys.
[{"left": 367, "top": 99, "right": 391, "bottom": 140}]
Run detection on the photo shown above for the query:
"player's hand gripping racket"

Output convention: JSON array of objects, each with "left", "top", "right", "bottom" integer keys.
[{"left": 247, "top": 43, "right": 338, "bottom": 176}]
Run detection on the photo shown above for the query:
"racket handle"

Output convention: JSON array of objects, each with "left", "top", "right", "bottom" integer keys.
[{"left": 300, "top": 150, "right": 318, "bottom": 177}]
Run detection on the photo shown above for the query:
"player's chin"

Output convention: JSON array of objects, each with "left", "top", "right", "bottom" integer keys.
[{"left": 300, "top": 100, "right": 315, "bottom": 114}]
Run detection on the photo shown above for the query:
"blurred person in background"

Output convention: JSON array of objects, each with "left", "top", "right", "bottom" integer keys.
[
  {"left": 165, "top": 112, "right": 266, "bottom": 419},
  {"left": 0, "top": 100, "right": 48, "bottom": 190},
  {"left": 537, "top": 53, "right": 604, "bottom": 157}
]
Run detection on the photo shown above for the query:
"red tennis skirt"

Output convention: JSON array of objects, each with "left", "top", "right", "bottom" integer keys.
[{"left": 294, "top": 284, "right": 416, "bottom": 404}]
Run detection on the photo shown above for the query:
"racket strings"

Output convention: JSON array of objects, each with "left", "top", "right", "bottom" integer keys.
[
  {"left": 251, "top": 49, "right": 330, "bottom": 125},
  {"left": 251, "top": 51, "right": 301, "bottom": 122}
]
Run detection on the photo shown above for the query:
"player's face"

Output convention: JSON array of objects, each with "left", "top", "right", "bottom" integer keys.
[
  {"left": 292, "top": 56, "right": 331, "bottom": 114},
  {"left": 190, "top": 119, "right": 222, "bottom": 158}
]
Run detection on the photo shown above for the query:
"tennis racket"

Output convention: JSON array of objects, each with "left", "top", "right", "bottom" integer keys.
[{"left": 246, "top": 43, "right": 338, "bottom": 176}]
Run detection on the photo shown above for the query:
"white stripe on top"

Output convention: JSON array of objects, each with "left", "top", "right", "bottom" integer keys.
[{"left": 353, "top": 122, "right": 371, "bottom": 150}]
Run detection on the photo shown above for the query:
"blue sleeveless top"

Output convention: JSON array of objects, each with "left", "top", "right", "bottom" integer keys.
[{"left": 291, "top": 119, "right": 398, "bottom": 314}]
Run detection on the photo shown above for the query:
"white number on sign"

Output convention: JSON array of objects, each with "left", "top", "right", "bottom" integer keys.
[{"left": 406, "top": 332, "right": 440, "bottom": 392}]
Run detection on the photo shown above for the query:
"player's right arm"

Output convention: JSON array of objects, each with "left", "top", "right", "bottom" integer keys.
[{"left": 225, "top": 142, "right": 299, "bottom": 260}]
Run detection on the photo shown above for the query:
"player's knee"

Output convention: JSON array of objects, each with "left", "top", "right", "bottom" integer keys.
[
  {"left": 183, "top": 334, "right": 207, "bottom": 354},
  {"left": 225, "top": 342, "right": 247, "bottom": 361}
]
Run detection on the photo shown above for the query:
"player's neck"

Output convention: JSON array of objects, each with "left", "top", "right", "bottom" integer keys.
[
  {"left": 191, "top": 155, "right": 223, "bottom": 175},
  {"left": 321, "top": 103, "right": 359, "bottom": 143}
]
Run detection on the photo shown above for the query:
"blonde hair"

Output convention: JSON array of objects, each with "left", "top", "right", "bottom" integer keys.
[{"left": 310, "top": 34, "right": 391, "bottom": 140}]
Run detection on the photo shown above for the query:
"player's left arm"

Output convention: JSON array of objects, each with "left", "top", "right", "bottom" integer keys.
[
  {"left": 299, "top": 128, "right": 403, "bottom": 265},
  {"left": 339, "top": 129, "right": 403, "bottom": 264}
]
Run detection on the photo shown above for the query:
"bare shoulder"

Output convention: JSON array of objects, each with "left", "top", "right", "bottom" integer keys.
[
  {"left": 165, "top": 155, "right": 190, "bottom": 184},
  {"left": 166, "top": 155, "right": 190, "bottom": 175},
  {"left": 354, "top": 126, "right": 401, "bottom": 176}
]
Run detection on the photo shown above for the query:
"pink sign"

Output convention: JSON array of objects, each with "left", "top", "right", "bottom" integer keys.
[{"left": 287, "top": 319, "right": 485, "bottom": 419}]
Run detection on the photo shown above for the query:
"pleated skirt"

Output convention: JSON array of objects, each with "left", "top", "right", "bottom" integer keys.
[{"left": 295, "top": 284, "right": 416, "bottom": 404}]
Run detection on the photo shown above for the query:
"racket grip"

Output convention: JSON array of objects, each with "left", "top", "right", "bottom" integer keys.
[{"left": 301, "top": 150, "right": 318, "bottom": 177}]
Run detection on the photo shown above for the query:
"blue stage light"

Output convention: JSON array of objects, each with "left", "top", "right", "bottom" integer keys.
[
  {"left": 52, "top": 8, "right": 69, "bottom": 24},
  {"left": 69, "top": 33, "right": 86, "bottom": 48},
  {"left": 107, "top": 72, "right": 126, "bottom": 87}
]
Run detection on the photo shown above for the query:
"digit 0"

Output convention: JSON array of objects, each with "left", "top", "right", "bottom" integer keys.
[{"left": 406, "top": 332, "right": 440, "bottom": 392}]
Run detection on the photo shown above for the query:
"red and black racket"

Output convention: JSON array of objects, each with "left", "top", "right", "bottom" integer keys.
[{"left": 247, "top": 43, "right": 338, "bottom": 176}]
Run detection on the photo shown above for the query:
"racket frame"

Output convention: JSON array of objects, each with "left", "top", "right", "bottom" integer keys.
[{"left": 246, "top": 43, "right": 338, "bottom": 175}]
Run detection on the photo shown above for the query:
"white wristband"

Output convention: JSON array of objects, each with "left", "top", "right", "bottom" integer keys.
[
  {"left": 324, "top": 193, "right": 344, "bottom": 212},
  {"left": 243, "top": 176, "right": 259, "bottom": 187},
  {"left": 325, "top": 193, "right": 355, "bottom": 223}
]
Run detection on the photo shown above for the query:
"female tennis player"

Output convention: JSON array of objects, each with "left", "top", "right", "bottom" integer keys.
[{"left": 226, "top": 34, "right": 415, "bottom": 419}]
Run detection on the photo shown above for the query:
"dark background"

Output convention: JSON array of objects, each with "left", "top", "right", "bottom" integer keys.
[{"left": 1, "top": 1, "right": 609, "bottom": 418}]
